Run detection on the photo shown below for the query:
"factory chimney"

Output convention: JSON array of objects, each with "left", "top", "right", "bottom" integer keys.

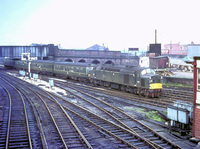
[{"left": 155, "top": 29, "right": 157, "bottom": 44}]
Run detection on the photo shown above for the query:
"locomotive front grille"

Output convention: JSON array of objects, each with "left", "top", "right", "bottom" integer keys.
[{"left": 152, "top": 76, "right": 161, "bottom": 83}]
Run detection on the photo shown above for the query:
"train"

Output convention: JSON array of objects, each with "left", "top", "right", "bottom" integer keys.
[{"left": 3, "top": 58, "right": 163, "bottom": 97}]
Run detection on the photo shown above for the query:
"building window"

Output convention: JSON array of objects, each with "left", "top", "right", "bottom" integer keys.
[
  {"left": 198, "top": 69, "right": 200, "bottom": 90},
  {"left": 197, "top": 69, "right": 200, "bottom": 104}
]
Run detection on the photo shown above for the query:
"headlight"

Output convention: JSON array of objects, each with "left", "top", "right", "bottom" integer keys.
[{"left": 149, "top": 79, "right": 153, "bottom": 83}]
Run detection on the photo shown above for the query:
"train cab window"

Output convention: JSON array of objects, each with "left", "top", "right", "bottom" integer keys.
[
  {"left": 141, "top": 69, "right": 156, "bottom": 75},
  {"left": 86, "top": 67, "right": 93, "bottom": 73}
]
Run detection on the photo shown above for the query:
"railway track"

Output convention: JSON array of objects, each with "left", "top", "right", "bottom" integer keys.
[
  {"left": 56, "top": 79, "right": 193, "bottom": 109},
  {"left": 0, "top": 73, "right": 163, "bottom": 148},
  {"left": 0, "top": 71, "right": 195, "bottom": 148},
  {"left": 54, "top": 79, "right": 168, "bottom": 109},
  {"left": 52, "top": 80, "right": 181, "bottom": 149},
  {"left": 40, "top": 91, "right": 156, "bottom": 148},
  {"left": 0, "top": 72, "right": 141, "bottom": 148},
  {"left": 0, "top": 78, "right": 42, "bottom": 148},
  {"left": 0, "top": 73, "right": 93, "bottom": 148},
  {"left": 26, "top": 86, "right": 92, "bottom": 148},
  {"left": 161, "top": 88, "right": 193, "bottom": 103}
]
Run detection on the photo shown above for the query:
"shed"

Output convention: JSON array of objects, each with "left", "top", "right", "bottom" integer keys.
[{"left": 149, "top": 56, "right": 169, "bottom": 69}]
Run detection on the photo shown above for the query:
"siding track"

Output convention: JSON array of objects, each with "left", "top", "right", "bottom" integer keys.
[
  {"left": 0, "top": 78, "right": 33, "bottom": 148},
  {"left": 0, "top": 71, "right": 189, "bottom": 148}
]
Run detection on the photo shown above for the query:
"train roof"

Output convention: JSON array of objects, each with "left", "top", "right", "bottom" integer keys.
[
  {"left": 31, "top": 60, "right": 97, "bottom": 67},
  {"left": 31, "top": 60, "right": 54, "bottom": 63},
  {"left": 98, "top": 64, "right": 149, "bottom": 73},
  {"left": 54, "top": 61, "right": 97, "bottom": 67}
]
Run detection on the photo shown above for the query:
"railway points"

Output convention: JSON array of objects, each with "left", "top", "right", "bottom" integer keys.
[{"left": 0, "top": 68, "right": 198, "bottom": 148}]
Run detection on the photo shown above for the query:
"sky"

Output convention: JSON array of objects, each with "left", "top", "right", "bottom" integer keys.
[{"left": 0, "top": 0, "right": 200, "bottom": 51}]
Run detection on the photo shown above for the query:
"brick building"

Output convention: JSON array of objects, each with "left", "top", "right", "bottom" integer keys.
[
  {"left": 0, "top": 44, "right": 139, "bottom": 66},
  {"left": 162, "top": 42, "right": 187, "bottom": 56}
]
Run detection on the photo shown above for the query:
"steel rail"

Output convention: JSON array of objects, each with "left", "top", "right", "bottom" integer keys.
[
  {"left": 1, "top": 73, "right": 92, "bottom": 148},
  {"left": 0, "top": 73, "right": 67, "bottom": 148},
  {"left": 21, "top": 81, "right": 92, "bottom": 148},
  {"left": 63, "top": 104, "right": 139, "bottom": 149},
  {"left": 57, "top": 83, "right": 162, "bottom": 149},
  {"left": 26, "top": 87, "right": 68, "bottom": 149},
  {"left": 1, "top": 71, "right": 182, "bottom": 148},
  {"left": 43, "top": 90, "right": 158, "bottom": 149},
  {"left": 0, "top": 85, "right": 11, "bottom": 149},
  {"left": 59, "top": 80, "right": 167, "bottom": 108},
  {"left": 42, "top": 91, "right": 93, "bottom": 149},
  {"left": 0, "top": 78, "right": 32, "bottom": 149},
  {"left": 58, "top": 82, "right": 182, "bottom": 149},
  {"left": 19, "top": 87, "right": 48, "bottom": 149}
]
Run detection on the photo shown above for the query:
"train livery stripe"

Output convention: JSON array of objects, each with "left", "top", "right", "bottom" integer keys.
[{"left": 149, "top": 83, "right": 162, "bottom": 89}]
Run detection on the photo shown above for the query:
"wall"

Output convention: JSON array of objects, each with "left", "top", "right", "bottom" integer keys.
[
  {"left": 163, "top": 43, "right": 187, "bottom": 56},
  {"left": 55, "top": 49, "right": 121, "bottom": 58},
  {"left": 187, "top": 45, "right": 200, "bottom": 57},
  {"left": 194, "top": 107, "right": 200, "bottom": 139},
  {"left": 55, "top": 49, "right": 139, "bottom": 66}
]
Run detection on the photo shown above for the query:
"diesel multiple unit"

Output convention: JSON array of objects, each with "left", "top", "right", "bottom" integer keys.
[{"left": 4, "top": 58, "right": 162, "bottom": 97}]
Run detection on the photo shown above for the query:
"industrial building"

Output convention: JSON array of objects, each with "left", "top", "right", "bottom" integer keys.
[
  {"left": 0, "top": 44, "right": 139, "bottom": 66},
  {"left": 0, "top": 44, "right": 55, "bottom": 60}
]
